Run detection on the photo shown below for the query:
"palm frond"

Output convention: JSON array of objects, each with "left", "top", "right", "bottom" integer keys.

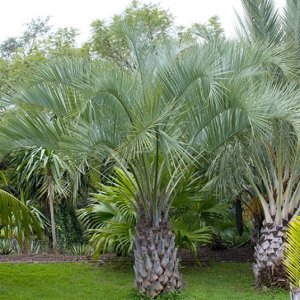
[
  {"left": 0, "top": 189, "right": 43, "bottom": 242},
  {"left": 284, "top": 216, "right": 300, "bottom": 289},
  {"left": 236, "top": 0, "right": 282, "bottom": 43},
  {"left": 284, "top": 0, "right": 300, "bottom": 49}
]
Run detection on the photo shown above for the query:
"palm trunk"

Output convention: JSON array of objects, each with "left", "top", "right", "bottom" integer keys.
[
  {"left": 253, "top": 220, "right": 288, "bottom": 288},
  {"left": 290, "top": 288, "right": 300, "bottom": 300},
  {"left": 47, "top": 171, "right": 57, "bottom": 254},
  {"left": 133, "top": 222, "right": 182, "bottom": 298}
]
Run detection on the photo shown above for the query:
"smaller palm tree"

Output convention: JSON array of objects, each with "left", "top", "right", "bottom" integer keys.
[
  {"left": 11, "top": 146, "right": 68, "bottom": 254},
  {"left": 284, "top": 216, "right": 300, "bottom": 300}
]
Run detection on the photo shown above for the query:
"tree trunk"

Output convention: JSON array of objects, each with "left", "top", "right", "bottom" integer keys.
[
  {"left": 47, "top": 171, "right": 57, "bottom": 255},
  {"left": 133, "top": 223, "right": 182, "bottom": 298},
  {"left": 253, "top": 220, "right": 288, "bottom": 288},
  {"left": 290, "top": 288, "right": 300, "bottom": 300}
]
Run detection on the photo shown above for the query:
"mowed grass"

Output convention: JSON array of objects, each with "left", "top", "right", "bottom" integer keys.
[{"left": 0, "top": 262, "right": 288, "bottom": 300}]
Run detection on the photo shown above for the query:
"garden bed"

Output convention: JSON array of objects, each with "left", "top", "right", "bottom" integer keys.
[
  {"left": 0, "top": 253, "right": 90, "bottom": 263},
  {"left": 0, "top": 246, "right": 254, "bottom": 263}
]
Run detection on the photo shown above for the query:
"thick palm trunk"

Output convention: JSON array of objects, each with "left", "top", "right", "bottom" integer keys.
[
  {"left": 133, "top": 223, "right": 181, "bottom": 298},
  {"left": 291, "top": 288, "right": 300, "bottom": 300},
  {"left": 47, "top": 172, "right": 57, "bottom": 254},
  {"left": 253, "top": 220, "right": 288, "bottom": 288}
]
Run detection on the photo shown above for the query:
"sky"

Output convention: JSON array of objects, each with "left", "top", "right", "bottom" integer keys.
[{"left": 0, "top": 0, "right": 286, "bottom": 45}]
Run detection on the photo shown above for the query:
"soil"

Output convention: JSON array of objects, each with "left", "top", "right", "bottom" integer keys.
[
  {"left": 0, "top": 253, "right": 91, "bottom": 263},
  {"left": 184, "top": 246, "right": 254, "bottom": 264},
  {"left": 0, "top": 246, "right": 254, "bottom": 264}
]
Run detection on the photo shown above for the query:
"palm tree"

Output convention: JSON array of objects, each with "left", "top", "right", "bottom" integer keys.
[
  {"left": 1, "top": 20, "right": 299, "bottom": 297},
  {"left": 232, "top": 0, "right": 300, "bottom": 287},
  {"left": 10, "top": 146, "right": 69, "bottom": 254},
  {"left": 212, "top": 121, "right": 300, "bottom": 287},
  {"left": 284, "top": 216, "right": 300, "bottom": 299},
  {"left": 237, "top": 0, "right": 300, "bottom": 51}
]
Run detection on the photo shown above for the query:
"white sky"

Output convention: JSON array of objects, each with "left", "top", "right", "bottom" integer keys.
[{"left": 0, "top": 0, "right": 286, "bottom": 45}]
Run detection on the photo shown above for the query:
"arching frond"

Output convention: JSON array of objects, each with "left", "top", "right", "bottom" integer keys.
[
  {"left": 284, "top": 216, "right": 300, "bottom": 289},
  {"left": 236, "top": 0, "right": 282, "bottom": 43},
  {"left": 0, "top": 189, "right": 43, "bottom": 242}
]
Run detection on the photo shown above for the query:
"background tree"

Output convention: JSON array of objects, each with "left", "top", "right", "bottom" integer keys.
[
  {"left": 179, "top": 16, "right": 225, "bottom": 43},
  {"left": 0, "top": 17, "right": 84, "bottom": 94},
  {"left": 90, "top": 0, "right": 173, "bottom": 66},
  {"left": 11, "top": 147, "right": 69, "bottom": 254}
]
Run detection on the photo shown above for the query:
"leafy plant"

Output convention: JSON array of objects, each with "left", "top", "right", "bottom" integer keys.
[
  {"left": 78, "top": 168, "right": 136, "bottom": 258},
  {"left": 0, "top": 239, "right": 15, "bottom": 255},
  {"left": 78, "top": 168, "right": 213, "bottom": 259},
  {"left": 68, "top": 243, "right": 89, "bottom": 256},
  {"left": 212, "top": 216, "right": 252, "bottom": 249}
]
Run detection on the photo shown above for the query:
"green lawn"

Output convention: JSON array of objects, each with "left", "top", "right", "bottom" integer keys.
[{"left": 0, "top": 262, "right": 288, "bottom": 299}]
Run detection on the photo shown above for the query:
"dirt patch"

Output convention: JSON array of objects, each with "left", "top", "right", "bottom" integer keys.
[
  {"left": 0, "top": 247, "right": 254, "bottom": 264},
  {"left": 196, "top": 246, "right": 254, "bottom": 263},
  {"left": 0, "top": 253, "right": 91, "bottom": 263}
]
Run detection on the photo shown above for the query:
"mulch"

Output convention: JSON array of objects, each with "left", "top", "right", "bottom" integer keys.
[{"left": 0, "top": 246, "right": 254, "bottom": 264}]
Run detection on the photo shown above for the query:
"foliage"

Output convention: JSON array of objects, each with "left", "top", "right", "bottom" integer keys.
[
  {"left": 179, "top": 16, "right": 225, "bottom": 43},
  {"left": 56, "top": 203, "right": 85, "bottom": 252},
  {"left": 211, "top": 122, "right": 300, "bottom": 226},
  {"left": 11, "top": 147, "right": 68, "bottom": 199},
  {"left": 0, "top": 8, "right": 300, "bottom": 294},
  {"left": 0, "top": 17, "right": 83, "bottom": 95},
  {"left": 68, "top": 243, "right": 90, "bottom": 256},
  {"left": 237, "top": 0, "right": 282, "bottom": 43},
  {"left": 1, "top": 14, "right": 300, "bottom": 266},
  {"left": 212, "top": 217, "right": 252, "bottom": 248},
  {"left": 0, "top": 17, "right": 79, "bottom": 60},
  {"left": 0, "top": 198, "right": 47, "bottom": 254},
  {"left": 284, "top": 216, "right": 300, "bottom": 290},
  {"left": 8, "top": 146, "right": 74, "bottom": 253},
  {"left": 236, "top": 0, "right": 300, "bottom": 77},
  {"left": 0, "top": 189, "right": 42, "bottom": 244},
  {"left": 90, "top": 0, "right": 173, "bottom": 65},
  {"left": 78, "top": 168, "right": 213, "bottom": 258},
  {"left": 78, "top": 168, "right": 136, "bottom": 257},
  {"left": 0, "top": 238, "right": 15, "bottom": 255}
]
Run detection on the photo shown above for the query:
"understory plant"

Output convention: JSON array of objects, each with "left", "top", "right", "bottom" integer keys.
[{"left": 78, "top": 168, "right": 213, "bottom": 259}]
